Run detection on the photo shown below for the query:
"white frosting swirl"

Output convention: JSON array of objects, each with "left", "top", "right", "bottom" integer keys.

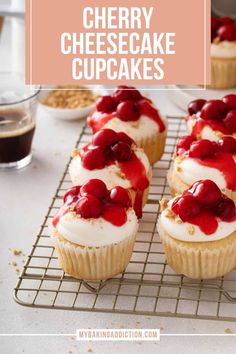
[
  {"left": 173, "top": 158, "right": 227, "bottom": 190},
  {"left": 211, "top": 41, "right": 236, "bottom": 59},
  {"left": 55, "top": 209, "right": 138, "bottom": 247},
  {"left": 159, "top": 199, "right": 236, "bottom": 242},
  {"left": 69, "top": 148, "right": 150, "bottom": 189},
  {"left": 102, "top": 114, "right": 167, "bottom": 141}
]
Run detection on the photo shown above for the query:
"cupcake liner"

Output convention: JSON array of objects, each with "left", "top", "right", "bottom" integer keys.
[
  {"left": 135, "top": 130, "right": 167, "bottom": 165},
  {"left": 158, "top": 222, "right": 236, "bottom": 279},
  {"left": 167, "top": 168, "right": 236, "bottom": 203},
  {"left": 52, "top": 228, "right": 137, "bottom": 280},
  {"left": 210, "top": 57, "right": 236, "bottom": 89}
]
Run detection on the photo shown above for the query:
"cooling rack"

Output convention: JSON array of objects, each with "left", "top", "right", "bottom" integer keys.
[{"left": 14, "top": 117, "right": 236, "bottom": 321}]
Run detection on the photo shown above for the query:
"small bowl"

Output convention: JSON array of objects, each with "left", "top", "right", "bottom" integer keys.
[{"left": 38, "top": 85, "right": 108, "bottom": 121}]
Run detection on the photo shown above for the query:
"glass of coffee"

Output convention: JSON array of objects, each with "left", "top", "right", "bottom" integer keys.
[{"left": 0, "top": 73, "right": 40, "bottom": 170}]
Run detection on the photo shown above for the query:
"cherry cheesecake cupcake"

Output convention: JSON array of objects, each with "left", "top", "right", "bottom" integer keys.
[
  {"left": 52, "top": 180, "right": 138, "bottom": 280},
  {"left": 211, "top": 16, "right": 236, "bottom": 89},
  {"left": 69, "top": 129, "right": 151, "bottom": 218},
  {"left": 87, "top": 86, "right": 167, "bottom": 164},
  {"left": 168, "top": 135, "right": 236, "bottom": 203},
  {"left": 157, "top": 180, "right": 236, "bottom": 279},
  {"left": 186, "top": 95, "right": 236, "bottom": 141}
]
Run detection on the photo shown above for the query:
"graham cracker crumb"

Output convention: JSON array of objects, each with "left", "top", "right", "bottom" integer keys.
[
  {"left": 177, "top": 166, "right": 183, "bottom": 173},
  {"left": 71, "top": 149, "right": 80, "bottom": 158},
  {"left": 175, "top": 216, "right": 183, "bottom": 224},
  {"left": 176, "top": 155, "right": 185, "bottom": 163},
  {"left": 116, "top": 170, "right": 126, "bottom": 179},
  {"left": 87, "top": 349, "right": 93, "bottom": 353},
  {"left": 10, "top": 248, "right": 22, "bottom": 256},
  {"left": 165, "top": 209, "right": 176, "bottom": 219},
  {"left": 213, "top": 37, "right": 220, "bottom": 44},
  {"left": 224, "top": 328, "right": 233, "bottom": 334},
  {"left": 131, "top": 121, "right": 140, "bottom": 128},
  {"left": 187, "top": 225, "right": 195, "bottom": 235},
  {"left": 160, "top": 198, "right": 168, "bottom": 211},
  {"left": 9, "top": 261, "right": 17, "bottom": 267}
]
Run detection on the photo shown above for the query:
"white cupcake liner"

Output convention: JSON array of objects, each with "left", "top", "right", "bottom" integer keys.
[
  {"left": 158, "top": 222, "right": 236, "bottom": 279},
  {"left": 51, "top": 228, "right": 137, "bottom": 280}
]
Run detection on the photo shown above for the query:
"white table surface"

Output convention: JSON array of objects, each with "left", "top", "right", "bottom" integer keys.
[
  {"left": 1, "top": 9, "right": 236, "bottom": 354},
  {"left": 1, "top": 90, "right": 236, "bottom": 354}
]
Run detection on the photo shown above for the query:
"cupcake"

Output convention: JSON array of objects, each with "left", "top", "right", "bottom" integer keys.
[
  {"left": 211, "top": 16, "right": 236, "bottom": 89},
  {"left": 157, "top": 180, "right": 236, "bottom": 279},
  {"left": 52, "top": 180, "right": 138, "bottom": 280},
  {"left": 87, "top": 86, "right": 167, "bottom": 165},
  {"left": 69, "top": 129, "right": 151, "bottom": 218},
  {"left": 168, "top": 135, "right": 236, "bottom": 203},
  {"left": 186, "top": 95, "right": 236, "bottom": 141}
]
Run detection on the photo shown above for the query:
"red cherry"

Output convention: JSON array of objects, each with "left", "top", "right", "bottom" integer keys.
[
  {"left": 211, "top": 16, "right": 221, "bottom": 32},
  {"left": 223, "top": 110, "right": 236, "bottom": 133},
  {"left": 223, "top": 94, "right": 236, "bottom": 110},
  {"left": 171, "top": 195, "right": 201, "bottom": 222},
  {"left": 189, "top": 139, "right": 217, "bottom": 159},
  {"left": 80, "top": 179, "right": 108, "bottom": 200},
  {"left": 75, "top": 195, "right": 103, "bottom": 219},
  {"left": 63, "top": 186, "right": 81, "bottom": 203},
  {"left": 217, "top": 136, "right": 236, "bottom": 154},
  {"left": 116, "top": 100, "right": 140, "bottom": 122},
  {"left": 214, "top": 195, "right": 236, "bottom": 221},
  {"left": 177, "top": 135, "right": 195, "bottom": 152},
  {"left": 111, "top": 142, "right": 133, "bottom": 162},
  {"left": 109, "top": 186, "right": 131, "bottom": 208},
  {"left": 116, "top": 132, "right": 134, "bottom": 146},
  {"left": 188, "top": 99, "right": 206, "bottom": 115},
  {"left": 217, "top": 24, "right": 236, "bottom": 41},
  {"left": 189, "top": 180, "right": 222, "bottom": 207},
  {"left": 82, "top": 147, "right": 107, "bottom": 170},
  {"left": 96, "top": 95, "right": 116, "bottom": 113},
  {"left": 220, "top": 17, "right": 234, "bottom": 26},
  {"left": 211, "top": 30, "right": 217, "bottom": 42},
  {"left": 112, "top": 86, "right": 143, "bottom": 103},
  {"left": 92, "top": 129, "right": 118, "bottom": 148},
  {"left": 201, "top": 100, "right": 228, "bottom": 121}
]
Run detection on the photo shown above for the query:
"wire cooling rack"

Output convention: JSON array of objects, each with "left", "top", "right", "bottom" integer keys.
[{"left": 14, "top": 117, "right": 236, "bottom": 321}]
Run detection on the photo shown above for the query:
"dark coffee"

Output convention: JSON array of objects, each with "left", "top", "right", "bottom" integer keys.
[{"left": 0, "top": 110, "right": 35, "bottom": 163}]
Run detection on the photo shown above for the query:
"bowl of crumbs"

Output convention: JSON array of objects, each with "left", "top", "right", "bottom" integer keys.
[{"left": 38, "top": 85, "right": 107, "bottom": 120}]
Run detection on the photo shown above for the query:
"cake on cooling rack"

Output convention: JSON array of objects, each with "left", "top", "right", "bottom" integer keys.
[
  {"left": 157, "top": 180, "right": 236, "bottom": 279},
  {"left": 51, "top": 179, "right": 138, "bottom": 280},
  {"left": 87, "top": 85, "right": 167, "bottom": 164}
]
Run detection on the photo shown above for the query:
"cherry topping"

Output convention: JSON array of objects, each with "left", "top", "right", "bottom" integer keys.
[
  {"left": 189, "top": 139, "right": 217, "bottom": 159},
  {"left": 117, "top": 100, "right": 140, "bottom": 121},
  {"left": 214, "top": 195, "right": 236, "bottom": 221},
  {"left": 223, "top": 94, "right": 236, "bottom": 110},
  {"left": 109, "top": 186, "right": 131, "bottom": 208},
  {"left": 220, "top": 17, "right": 234, "bottom": 26},
  {"left": 63, "top": 186, "right": 81, "bottom": 203},
  {"left": 188, "top": 99, "right": 206, "bottom": 115},
  {"left": 177, "top": 135, "right": 195, "bottom": 152},
  {"left": 112, "top": 86, "right": 143, "bottom": 103},
  {"left": 82, "top": 147, "right": 107, "bottom": 170},
  {"left": 92, "top": 129, "right": 118, "bottom": 148},
  {"left": 172, "top": 195, "right": 201, "bottom": 222},
  {"left": 201, "top": 100, "right": 228, "bottom": 121},
  {"left": 211, "top": 16, "right": 221, "bottom": 32},
  {"left": 217, "top": 136, "right": 236, "bottom": 154},
  {"left": 111, "top": 142, "right": 133, "bottom": 162},
  {"left": 80, "top": 179, "right": 108, "bottom": 200},
  {"left": 223, "top": 110, "right": 236, "bottom": 133},
  {"left": 217, "top": 24, "right": 236, "bottom": 41},
  {"left": 75, "top": 195, "right": 103, "bottom": 219},
  {"left": 189, "top": 180, "right": 222, "bottom": 207},
  {"left": 116, "top": 132, "right": 134, "bottom": 146},
  {"left": 96, "top": 96, "right": 116, "bottom": 113}
]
